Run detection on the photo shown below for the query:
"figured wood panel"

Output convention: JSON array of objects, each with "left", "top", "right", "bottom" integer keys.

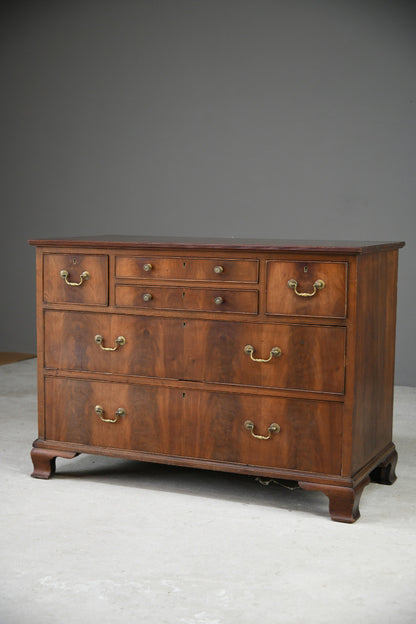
[
  {"left": 43, "top": 253, "right": 108, "bottom": 305},
  {"left": 115, "top": 285, "right": 258, "bottom": 314},
  {"left": 351, "top": 250, "right": 399, "bottom": 473},
  {"left": 44, "top": 310, "right": 184, "bottom": 379},
  {"left": 266, "top": 260, "right": 347, "bottom": 318},
  {"left": 184, "top": 320, "right": 346, "bottom": 394},
  {"left": 115, "top": 256, "right": 259, "bottom": 282},
  {"left": 44, "top": 378, "right": 342, "bottom": 474},
  {"left": 29, "top": 236, "right": 405, "bottom": 254}
]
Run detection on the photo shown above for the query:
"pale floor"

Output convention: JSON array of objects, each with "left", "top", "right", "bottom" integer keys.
[{"left": 0, "top": 359, "right": 415, "bottom": 624}]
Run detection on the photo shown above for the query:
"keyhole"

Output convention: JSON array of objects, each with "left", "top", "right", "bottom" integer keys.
[
  {"left": 183, "top": 262, "right": 186, "bottom": 268},
  {"left": 73, "top": 258, "right": 77, "bottom": 264},
  {"left": 182, "top": 291, "right": 185, "bottom": 298},
  {"left": 304, "top": 266, "right": 308, "bottom": 273}
]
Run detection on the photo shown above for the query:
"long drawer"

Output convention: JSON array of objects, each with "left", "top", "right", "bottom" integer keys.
[
  {"left": 43, "top": 253, "right": 109, "bottom": 305},
  {"left": 44, "top": 377, "right": 342, "bottom": 475},
  {"left": 44, "top": 311, "right": 346, "bottom": 394}
]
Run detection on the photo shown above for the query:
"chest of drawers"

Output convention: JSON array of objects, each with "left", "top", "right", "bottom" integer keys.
[{"left": 29, "top": 236, "right": 404, "bottom": 522}]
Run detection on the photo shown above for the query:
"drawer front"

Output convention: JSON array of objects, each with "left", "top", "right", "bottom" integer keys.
[
  {"left": 266, "top": 261, "right": 347, "bottom": 318},
  {"left": 44, "top": 378, "right": 342, "bottom": 475},
  {"left": 44, "top": 312, "right": 345, "bottom": 394},
  {"left": 115, "top": 285, "right": 258, "bottom": 314},
  {"left": 44, "top": 310, "right": 184, "bottom": 379},
  {"left": 115, "top": 256, "right": 259, "bottom": 283},
  {"left": 183, "top": 319, "right": 346, "bottom": 394},
  {"left": 43, "top": 253, "right": 108, "bottom": 305}
]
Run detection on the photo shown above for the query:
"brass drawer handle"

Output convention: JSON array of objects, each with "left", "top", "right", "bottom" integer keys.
[
  {"left": 95, "top": 405, "right": 125, "bottom": 423},
  {"left": 143, "top": 263, "right": 153, "bottom": 272},
  {"left": 214, "top": 296, "right": 224, "bottom": 305},
  {"left": 95, "top": 335, "right": 126, "bottom": 351},
  {"left": 214, "top": 265, "right": 224, "bottom": 274},
  {"left": 60, "top": 269, "right": 90, "bottom": 286},
  {"left": 244, "top": 420, "right": 280, "bottom": 440},
  {"left": 244, "top": 344, "right": 282, "bottom": 362},
  {"left": 143, "top": 293, "right": 153, "bottom": 302},
  {"left": 287, "top": 278, "right": 325, "bottom": 297}
]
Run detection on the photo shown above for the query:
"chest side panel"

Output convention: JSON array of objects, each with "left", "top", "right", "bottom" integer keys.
[{"left": 351, "top": 250, "right": 399, "bottom": 473}]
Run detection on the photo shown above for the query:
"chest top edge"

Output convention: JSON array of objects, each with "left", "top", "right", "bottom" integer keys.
[{"left": 28, "top": 236, "right": 406, "bottom": 255}]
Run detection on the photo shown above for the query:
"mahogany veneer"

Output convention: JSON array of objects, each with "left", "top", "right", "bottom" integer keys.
[{"left": 29, "top": 236, "right": 405, "bottom": 522}]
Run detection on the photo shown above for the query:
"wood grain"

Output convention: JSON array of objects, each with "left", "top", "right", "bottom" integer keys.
[
  {"left": 44, "top": 378, "right": 342, "bottom": 474},
  {"left": 30, "top": 237, "right": 404, "bottom": 522},
  {"left": 183, "top": 319, "right": 346, "bottom": 394},
  {"left": 266, "top": 260, "right": 347, "bottom": 318},
  {"left": 299, "top": 477, "right": 370, "bottom": 523},
  {"left": 44, "top": 310, "right": 184, "bottom": 380},
  {"left": 29, "top": 235, "right": 405, "bottom": 254},
  {"left": 43, "top": 253, "right": 108, "bottom": 305},
  {"left": 115, "top": 256, "right": 259, "bottom": 282},
  {"left": 115, "top": 285, "right": 258, "bottom": 314},
  {"left": 31, "top": 447, "right": 78, "bottom": 479}
]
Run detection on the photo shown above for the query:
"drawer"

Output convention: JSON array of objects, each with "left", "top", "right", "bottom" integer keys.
[
  {"left": 44, "top": 378, "right": 342, "bottom": 475},
  {"left": 43, "top": 253, "right": 108, "bottom": 305},
  {"left": 115, "top": 256, "right": 259, "bottom": 283},
  {"left": 183, "top": 319, "right": 346, "bottom": 394},
  {"left": 115, "top": 285, "right": 258, "bottom": 314},
  {"left": 44, "top": 311, "right": 345, "bottom": 394},
  {"left": 44, "top": 310, "right": 184, "bottom": 380},
  {"left": 266, "top": 261, "right": 347, "bottom": 318}
]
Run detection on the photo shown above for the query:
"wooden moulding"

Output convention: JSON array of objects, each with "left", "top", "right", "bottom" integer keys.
[
  {"left": 28, "top": 235, "right": 405, "bottom": 254},
  {"left": 30, "top": 441, "right": 398, "bottom": 522}
]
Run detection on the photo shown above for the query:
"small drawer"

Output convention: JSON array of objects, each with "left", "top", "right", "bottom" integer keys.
[
  {"left": 43, "top": 254, "right": 108, "bottom": 305},
  {"left": 266, "top": 261, "right": 347, "bottom": 318},
  {"left": 44, "top": 378, "right": 342, "bottom": 475},
  {"left": 115, "top": 256, "right": 259, "bottom": 283},
  {"left": 115, "top": 284, "right": 258, "bottom": 314}
]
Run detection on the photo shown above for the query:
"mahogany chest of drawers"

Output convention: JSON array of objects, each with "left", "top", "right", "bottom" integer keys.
[{"left": 29, "top": 236, "right": 405, "bottom": 522}]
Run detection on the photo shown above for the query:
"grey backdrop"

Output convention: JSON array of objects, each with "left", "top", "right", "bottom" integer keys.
[{"left": 1, "top": 0, "right": 415, "bottom": 385}]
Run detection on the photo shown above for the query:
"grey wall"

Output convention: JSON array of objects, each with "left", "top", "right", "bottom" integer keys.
[{"left": 1, "top": 0, "right": 415, "bottom": 385}]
